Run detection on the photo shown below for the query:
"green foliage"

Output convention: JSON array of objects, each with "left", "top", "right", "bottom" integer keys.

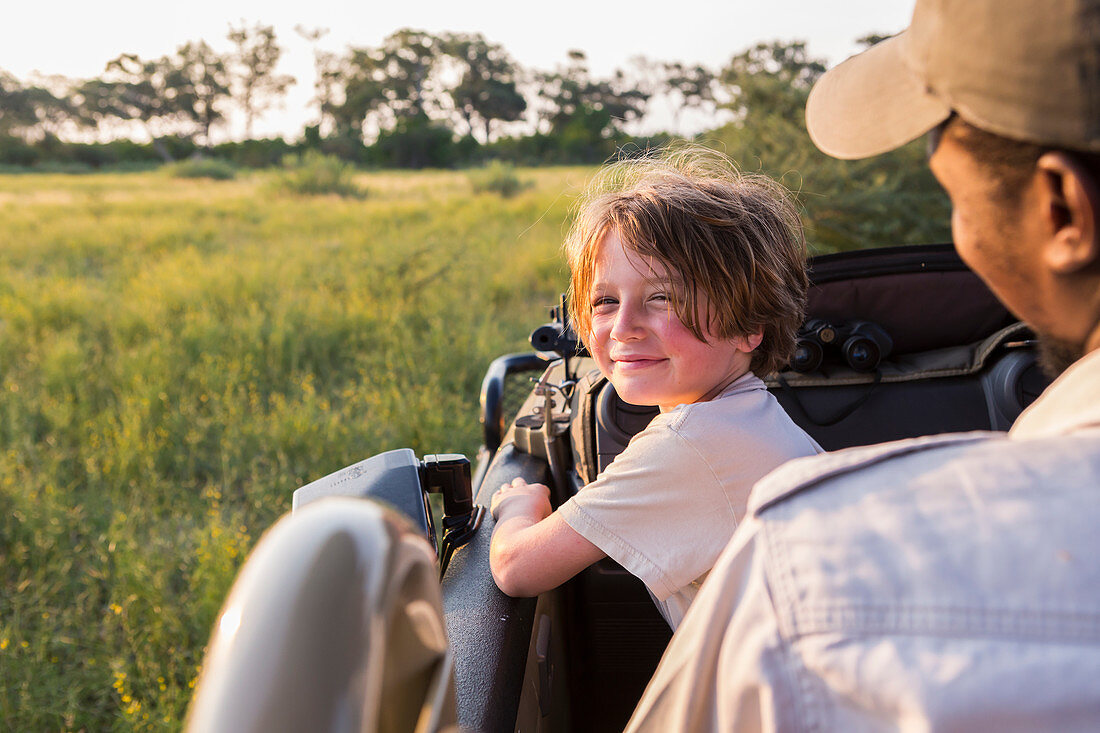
[
  {"left": 334, "top": 29, "right": 441, "bottom": 137},
  {"left": 210, "top": 137, "right": 296, "bottom": 168},
  {"left": 164, "top": 157, "right": 237, "bottom": 180},
  {"left": 0, "top": 133, "right": 37, "bottom": 166},
  {"left": 0, "top": 166, "right": 575, "bottom": 730},
  {"left": 369, "top": 116, "right": 465, "bottom": 169},
  {"left": 174, "top": 41, "right": 232, "bottom": 147},
  {"left": 78, "top": 43, "right": 232, "bottom": 152},
  {"left": 555, "top": 105, "right": 619, "bottom": 162},
  {"left": 25, "top": 160, "right": 95, "bottom": 175},
  {"left": 537, "top": 50, "right": 649, "bottom": 139},
  {"left": 0, "top": 71, "right": 73, "bottom": 138},
  {"left": 467, "top": 160, "right": 531, "bottom": 197},
  {"left": 441, "top": 32, "right": 527, "bottom": 143},
  {"left": 269, "top": 150, "right": 366, "bottom": 198},
  {"left": 1, "top": 36, "right": 953, "bottom": 245},
  {"left": 706, "top": 119, "right": 951, "bottom": 251},
  {"left": 708, "top": 40, "right": 950, "bottom": 251},
  {"left": 0, "top": 134, "right": 211, "bottom": 171},
  {"left": 226, "top": 23, "right": 294, "bottom": 139}
]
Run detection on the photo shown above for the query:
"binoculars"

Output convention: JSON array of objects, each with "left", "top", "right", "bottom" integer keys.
[{"left": 790, "top": 319, "right": 893, "bottom": 373}]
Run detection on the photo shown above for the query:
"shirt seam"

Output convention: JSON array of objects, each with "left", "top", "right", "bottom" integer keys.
[
  {"left": 665, "top": 421, "right": 740, "bottom": 523},
  {"left": 787, "top": 601, "right": 1100, "bottom": 641},
  {"left": 762, "top": 521, "right": 824, "bottom": 732}
]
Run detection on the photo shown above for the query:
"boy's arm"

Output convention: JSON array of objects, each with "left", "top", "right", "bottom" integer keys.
[{"left": 489, "top": 477, "right": 606, "bottom": 597}]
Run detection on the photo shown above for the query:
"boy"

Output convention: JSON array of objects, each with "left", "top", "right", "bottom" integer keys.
[{"left": 489, "top": 148, "right": 822, "bottom": 629}]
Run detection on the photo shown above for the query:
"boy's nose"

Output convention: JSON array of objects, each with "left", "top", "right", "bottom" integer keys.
[{"left": 610, "top": 303, "right": 645, "bottom": 341}]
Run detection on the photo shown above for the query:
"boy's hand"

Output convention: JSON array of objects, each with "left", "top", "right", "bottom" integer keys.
[
  {"left": 490, "top": 477, "right": 552, "bottom": 522},
  {"left": 488, "top": 477, "right": 604, "bottom": 597}
]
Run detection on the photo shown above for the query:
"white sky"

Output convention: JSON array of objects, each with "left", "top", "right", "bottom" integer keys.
[{"left": 4, "top": 0, "right": 916, "bottom": 139}]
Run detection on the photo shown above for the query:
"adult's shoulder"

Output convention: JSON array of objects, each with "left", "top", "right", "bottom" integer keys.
[{"left": 740, "top": 428, "right": 1100, "bottom": 642}]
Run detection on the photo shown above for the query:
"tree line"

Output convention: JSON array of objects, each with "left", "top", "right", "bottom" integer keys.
[
  {"left": 0, "top": 23, "right": 731, "bottom": 167},
  {"left": 0, "top": 28, "right": 952, "bottom": 249}
]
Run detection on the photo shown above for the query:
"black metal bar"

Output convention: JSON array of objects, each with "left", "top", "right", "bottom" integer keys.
[{"left": 479, "top": 352, "right": 549, "bottom": 456}]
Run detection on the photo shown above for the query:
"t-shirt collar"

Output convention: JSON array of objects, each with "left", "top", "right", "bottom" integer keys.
[{"left": 715, "top": 370, "right": 765, "bottom": 400}]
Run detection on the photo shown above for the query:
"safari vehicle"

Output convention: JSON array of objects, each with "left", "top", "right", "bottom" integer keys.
[{"left": 186, "top": 243, "right": 1049, "bottom": 733}]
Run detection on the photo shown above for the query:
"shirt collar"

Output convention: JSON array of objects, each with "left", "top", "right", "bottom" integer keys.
[
  {"left": 717, "top": 370, "right": 765, "bottom": 399},
  {"left": 1009, "top": 348, "right": 1100, "bottom": 439}
]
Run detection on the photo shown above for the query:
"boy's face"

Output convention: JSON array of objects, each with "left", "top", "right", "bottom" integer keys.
[{"left": 586, "top": 230, "right": 759, "bottom": 412}]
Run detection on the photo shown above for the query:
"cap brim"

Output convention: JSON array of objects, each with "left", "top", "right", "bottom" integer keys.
[{"left": 806, "top": 32, "right": 952, "bottom": 160}]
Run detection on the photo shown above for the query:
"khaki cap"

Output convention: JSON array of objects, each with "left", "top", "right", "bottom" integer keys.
[{"left": 806, "top": 0, "right": 1100, "bottom": 159}]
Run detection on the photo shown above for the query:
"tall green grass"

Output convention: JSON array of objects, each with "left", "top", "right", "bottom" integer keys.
[{"left": 0, "top": 166, "right": 589, "bottom": 730}]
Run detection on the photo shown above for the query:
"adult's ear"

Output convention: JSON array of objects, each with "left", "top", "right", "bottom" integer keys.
[{"left": 1036, "top": 151, "right": 1100, "bottom": 274}]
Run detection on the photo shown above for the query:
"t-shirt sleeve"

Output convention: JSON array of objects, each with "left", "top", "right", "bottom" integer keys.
[{"left": 556, "top": 419, "right": 740, "bottom": 601}]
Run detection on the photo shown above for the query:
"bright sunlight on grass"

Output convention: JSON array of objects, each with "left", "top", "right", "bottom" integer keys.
[{"left": 0, "top": 165, "right": 590, "bottom": 730}]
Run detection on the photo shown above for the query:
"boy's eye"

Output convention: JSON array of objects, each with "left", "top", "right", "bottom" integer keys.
[{"left": 591, "top": 296, "right": 617, "bottom": 310}]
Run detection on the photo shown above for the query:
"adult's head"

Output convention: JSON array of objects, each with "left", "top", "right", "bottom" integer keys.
[
  {"left": 564, "top": 145, "right": 808, "bottom": 377},
  {"left": 806, "top": 0, "right": 1100, "bottom": 375}
]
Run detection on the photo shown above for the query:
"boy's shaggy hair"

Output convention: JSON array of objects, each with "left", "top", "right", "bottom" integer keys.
[{"left": 564, "top": 146, "right": 809, "bottom": 376}]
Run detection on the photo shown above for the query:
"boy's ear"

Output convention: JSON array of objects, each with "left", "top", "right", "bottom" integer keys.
[
  {"left": 1036, "top": 151, "right": 1100, "bottom": 275},
  {"left": 737, "top": 332, "right": 764, "bottom": 353}
]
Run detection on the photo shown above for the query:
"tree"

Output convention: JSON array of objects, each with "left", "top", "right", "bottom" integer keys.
[
  {"left": 0, "top": 71, "right": 32, "bottom": 136},
  {"left": 73, "top": 45, "right": 230, "bottom": 155},
  {"left": 440, "top": 32, "right": 526, "bottom": 143},
  {"left": 227, "top": 22, "right": 294, "bottom": 139},
  {"left": 333, "top": 28, "right": 444, "bottom": 140},
  {"left": 74, "top": 53, "right": 192, "bottom": 160},
  {"left": 710, "top": 40, "right": 950, "bottom": 251},
  {"left": 175, "top": 41, "right": 232, "bottom": 147},
  {"left": 0, "top": 71, "right": 73, "bottom": 140},
  {"left": 537, "top": 50, "right": 649, "bottom": 137},
  {"left": 721, "top": 41, "right": 826, "bottom": 125},
  {"left": 294, "top": 25, "right": 342, "bottom": 137},
  {"left": 661, "top": 62, "right": 716, "bottom": 131},
  {"left": 597, "top": 68, "right": 651, "bottom": 130}
]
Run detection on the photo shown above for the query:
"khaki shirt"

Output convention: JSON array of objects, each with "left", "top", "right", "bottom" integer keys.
[{"left": 627, "top": 349, "right": 1100, "bottom": 731}]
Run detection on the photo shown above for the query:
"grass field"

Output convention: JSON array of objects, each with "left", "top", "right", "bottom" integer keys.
[{"left": 0, "top": 166, "right": 588, "bottom": 730}]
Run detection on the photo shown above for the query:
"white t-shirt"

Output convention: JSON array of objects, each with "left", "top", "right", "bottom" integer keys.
[{"left": 556, "top": 371, "right": 822, "bottom": 628}]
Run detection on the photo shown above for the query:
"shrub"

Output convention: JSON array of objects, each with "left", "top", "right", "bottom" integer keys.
[
  {"left": 269, "top": 151, "right": 367, "bottom": 198},
  {"left": 0, "top": 135, "right": 39, "bottom": 166},
  {"left": 33, "top": 160, "right": 95, "bottom": 174},
  {"left": 212, "top": 138, "right": 297, "bottom": 169},
  {"left": 318, "top": 134, "right": 369, "bottom": 165},
  {"left": 467, "top": 161, "right": 531, "bottom": 198},
  {"left": 165, "top": 157, "right": 238, "bottom": 180},
  {"left": 369, "top": 116, "right": 461, "bottom": 169}
]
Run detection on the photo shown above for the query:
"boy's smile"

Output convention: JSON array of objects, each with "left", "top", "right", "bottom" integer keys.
[{"left": 587, "top": 230, "right": 760, "bottom": 412}]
